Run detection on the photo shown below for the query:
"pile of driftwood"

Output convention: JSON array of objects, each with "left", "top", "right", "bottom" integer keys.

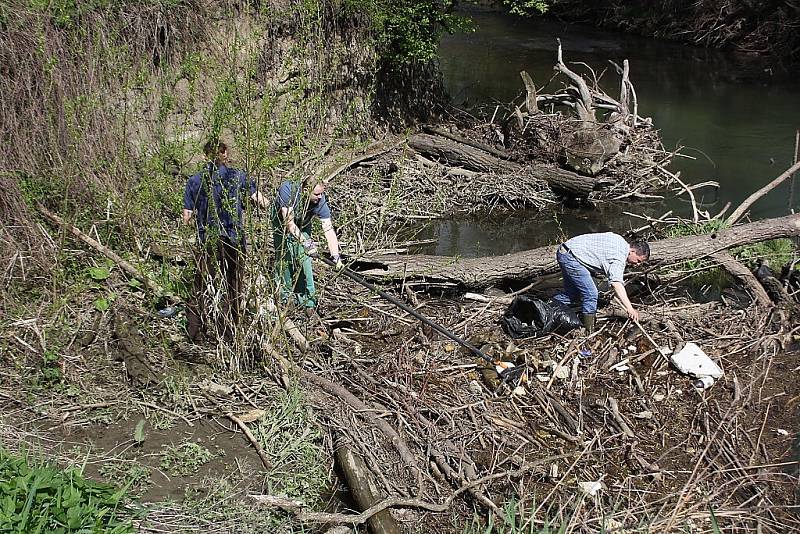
[
  {"left": 249, "top": 223, "right": 799, "bottom": 533},
  {"left": 327, "top": 45, "right": 686, "bottom": 251}
]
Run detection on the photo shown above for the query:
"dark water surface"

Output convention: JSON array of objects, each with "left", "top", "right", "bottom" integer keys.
[{"left": 418, "top": 9, "right": 800, "bottom": 257}]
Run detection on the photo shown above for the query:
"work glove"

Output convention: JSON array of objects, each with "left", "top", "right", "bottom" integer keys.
[
  {"left": 302, "top": 238, "right": 318, "bottom": 258},
  {"left": 331, "top": 254, "right": 344, "bottom": 271}
]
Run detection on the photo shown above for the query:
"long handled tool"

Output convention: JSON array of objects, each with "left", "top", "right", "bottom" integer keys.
[{"left": 317, "top": 256, "right": 524, "bottom": 382}]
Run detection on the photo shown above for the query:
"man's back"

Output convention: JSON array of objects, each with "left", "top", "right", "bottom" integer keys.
[
  {"left": 564, "top": 232, "right": 629, "bottom": 283},
  {"left": 184, "top": 164, "right": 254, "bottom": 242}
]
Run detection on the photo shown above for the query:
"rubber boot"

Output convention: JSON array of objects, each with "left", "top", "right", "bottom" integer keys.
[{"left": 581, "top": 313, "right": 596, "bottom": 334}]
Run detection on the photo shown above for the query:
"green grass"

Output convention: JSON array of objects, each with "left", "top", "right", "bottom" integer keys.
[
  {"left": 462, "top": 499, "right": 576, "bottom": 534},
  {"left": 253, "top": 385, "right": 330, "bottom": 503},
  {"left": 0, "top": 448, "right": 135, "bottom": 533},
  {"left": 159, "top": 442, "right": 219, "bottom": 477},
  {"left": 98, "top": 461, "right": 151, "bottom": 495},
  {"left": 732, "top": 238, "right": 796, "bottom": 270}
]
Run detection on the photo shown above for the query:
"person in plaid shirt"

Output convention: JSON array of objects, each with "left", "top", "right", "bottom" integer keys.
[{"left": 552, "top": 232, "right": 650, "bottom": 333}]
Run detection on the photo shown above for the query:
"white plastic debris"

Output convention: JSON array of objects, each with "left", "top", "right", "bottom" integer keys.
[
  {"left": 608, "top": 359, "right": 630, "bottom": 372},
  {"left": 468, "top": 380, "right": 483, "bottom": 395},
  {"left": 633, "top": 410, "right": 654, "bottom": 419},
  {"left": 578, "top": 480, "right": 603, "bottom": 496},
  {"left": 495, "top": 361, "right": 516, "bottom": 375},
  {"left": 653, "top": 393, "right": 666, "bottom": 402},
  {"left": 670, "top": 342, "right": 723, "bottom": 388},
  {"left": 777, "top": 428, "right": 789, "bottom": 436},
  {"left": 554, "top": 365, "right": 570, "bottom": 380}
]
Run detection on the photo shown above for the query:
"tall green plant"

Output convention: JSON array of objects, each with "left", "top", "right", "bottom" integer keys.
[{"left": 0, "top": 448, "right": 135, "bottom": 533}]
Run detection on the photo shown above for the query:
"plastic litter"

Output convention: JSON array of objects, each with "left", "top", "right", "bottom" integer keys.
[
  {"left": 157, "top": 306, "right": 179, "bottom": 318},
  {"left": 578, "top": 480, "right": 603, "bottom": 496},
  {"left": 502, "top": 296, "right": 581, "bottom": 339},
  {"left": 670, "top": 342, "right": 723, "bottom": 389},
  {"left": 553, "top": 365, "right": 570, "bottom": 380}
]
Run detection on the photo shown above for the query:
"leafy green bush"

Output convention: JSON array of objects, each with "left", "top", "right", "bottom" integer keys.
[{"left": 0, "top": 448, "right": 134, "bottom": 533}]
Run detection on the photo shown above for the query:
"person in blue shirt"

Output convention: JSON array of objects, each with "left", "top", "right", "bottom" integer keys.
[
  {"left": 271, "top": 177, "right": 342, "bottom": 313},
  {"left": 182, "top": 139, "right": 268, "bottom": 340},
  {"left": 553, "top": 232, "right": 649, "bottom": 333}
]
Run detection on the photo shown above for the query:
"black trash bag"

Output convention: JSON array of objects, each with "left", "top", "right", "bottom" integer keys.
[
  {"left": 502, "top": 296, "right": 555, "bottom": 339},
  {"left": 548, "top": 299, "right": 582, "bottom": 333},
  {"left": 503, "top": 296, "right": 582, "bottom": 339}
]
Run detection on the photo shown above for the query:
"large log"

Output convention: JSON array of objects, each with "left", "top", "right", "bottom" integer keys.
[
  {"left": 408, "top": 133, "right": 516, "bottom": 173},
  {"left": 359, "top": 213, "right": 800, "bottom": 289},
  {"left": 407, "top": 133, "right": 608, "bottom": 196},
  {"left": 334, "top": 442, "right": 403, "bottom": 534}
]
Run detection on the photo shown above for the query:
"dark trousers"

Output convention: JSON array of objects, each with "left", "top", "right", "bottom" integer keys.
[
  {"left": 186, "top": 237, "right": 244, "bottom": 341},
  {"left": 552, "top": 249, "right": 599, "bottom": 314}
]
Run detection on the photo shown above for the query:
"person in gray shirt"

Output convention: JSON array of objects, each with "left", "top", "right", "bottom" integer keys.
[{"left": 552, "top": 232, "right": 650, "bottom": 333}]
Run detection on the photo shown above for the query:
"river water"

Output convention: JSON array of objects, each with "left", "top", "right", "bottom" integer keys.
[{"left": 416, "top": 8, "right": 800, "bottom": 257}]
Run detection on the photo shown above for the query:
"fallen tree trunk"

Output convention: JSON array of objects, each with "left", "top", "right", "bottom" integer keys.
[
  {"left": 408, "top": 133, "right": 516, "bottom": 173},
  {"left": 335, "top": 441, "right": 403, "bottom": 534},
  {"left": 359, "top": 213, "right": 800, "bottom": 289},
  {"left": 710, "top": 252, "right": 773, "bottom": 307},
  {"left": 407, "top": 133, "right": 608, "bottom": 196}
]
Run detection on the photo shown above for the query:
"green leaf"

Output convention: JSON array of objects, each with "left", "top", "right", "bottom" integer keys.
[
  {"left": 133, "top": 420, "right": 146, "bottom": 445},
  {"left": 94, "top": 298, "right": 110, "bottom": 312},
  {"left": 66, "top": 503, "right": 83, "bottom": 528},
  {"left": 127, "top": 278, "right": 142, "bottom": 289},
  {"left": 87, "top": 266, "right": 111, "bottom": 281},
  {"left": 709, "top": 505, "right": 722, "bottom": 534}
]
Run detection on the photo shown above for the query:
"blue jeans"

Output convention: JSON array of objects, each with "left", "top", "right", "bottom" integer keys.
[{"left": 552, "top": 250, "right": 598, "bottom": 314}]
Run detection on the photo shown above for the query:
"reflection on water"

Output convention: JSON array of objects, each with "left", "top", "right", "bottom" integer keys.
[
  {"left": 421, "top": 8, "right": 800, "bottom": 257},
  {"left": 412, "top": 203, "right": 660, "bottom": 257}
]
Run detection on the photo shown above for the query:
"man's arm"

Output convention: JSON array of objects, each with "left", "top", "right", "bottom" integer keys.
[
  {"left": 320, "top": 218, "right": 340, "bottom": 259},
  {"left": 610, "top": 281, "right": 639, "bottom": 322},
  {"left": 250, "top": 191, "right": 270, "bottom": 210},
  {"left": 279, "top": 206, "right": 303, "bottom": 241}
]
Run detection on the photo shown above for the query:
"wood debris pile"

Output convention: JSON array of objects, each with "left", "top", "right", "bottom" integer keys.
[{"left": 286, "top": 265, "right": 799, "bottom": 532}]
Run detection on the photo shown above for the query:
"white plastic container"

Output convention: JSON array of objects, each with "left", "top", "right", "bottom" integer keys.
[{"left": 670, "top": 342, "right": 723, "bottom": 389}]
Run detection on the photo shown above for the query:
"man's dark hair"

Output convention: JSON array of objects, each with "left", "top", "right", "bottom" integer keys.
[
  {"left": 203, "top": 138, "right": 227, "bottom": 160},
  {"left": 631, "top": 240, "right": 650, "bottom": 260}
]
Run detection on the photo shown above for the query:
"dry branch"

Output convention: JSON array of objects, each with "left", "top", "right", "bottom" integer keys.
[
  {"left": 37, "top": 203, "right": 164, "bottom": 295},
  {"left": 200, "top": 390, "right": 273, "bottom": 470},
  {"left": 335, "top": 441, "right": 403, "bottom": 534},
  {"left": 520, "top": 70, "right": 539, "bottom": 115},
  {"left": 555, "top": 39, "right": 594, "bottom": 123}
]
